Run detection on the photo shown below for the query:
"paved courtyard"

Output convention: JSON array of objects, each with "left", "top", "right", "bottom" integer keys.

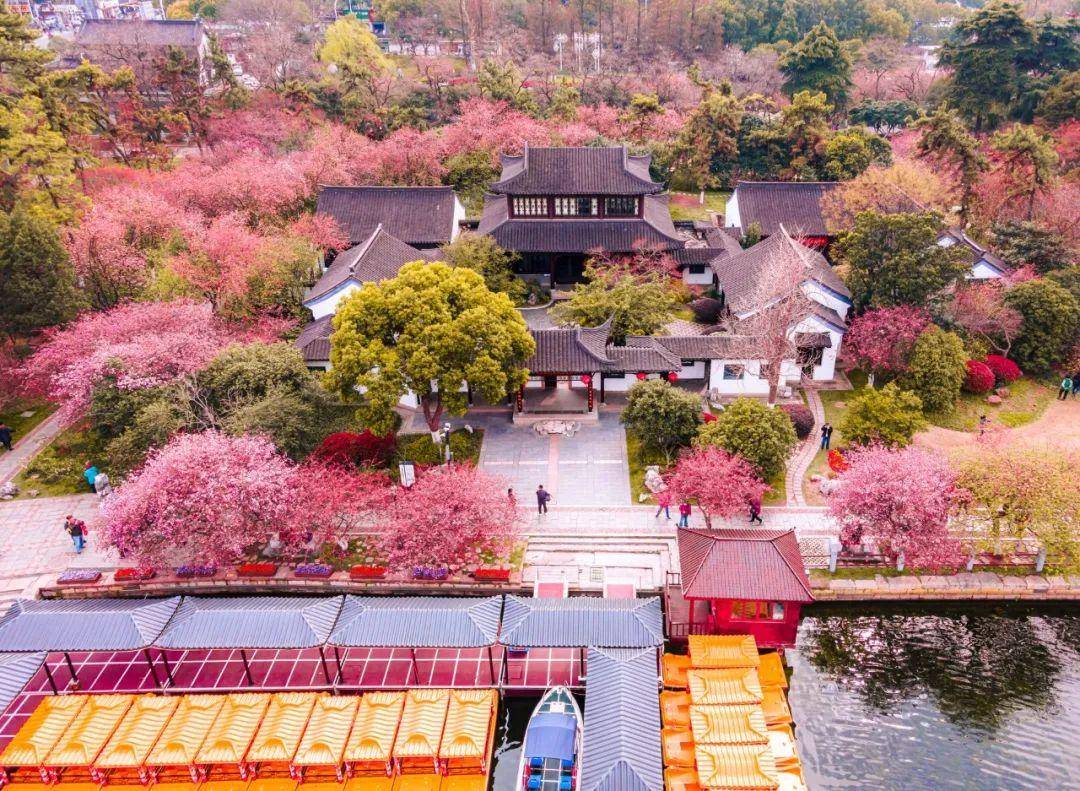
[{"left": 472, "top": 410, "right": 632, "bottom": 507}]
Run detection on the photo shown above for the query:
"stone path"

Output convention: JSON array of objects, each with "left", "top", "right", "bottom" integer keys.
[
  {"left": 785, "top": 388, "right": 825, "bottom": 506},
  {"left": 914, "top": 395, "right": 1080, "bottom": 453},
  {"left": 0, "top": 411, "right": 65, "bottom": 486}
]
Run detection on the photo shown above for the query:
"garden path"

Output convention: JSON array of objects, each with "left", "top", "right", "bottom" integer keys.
[
  {"left": 0, "top": 411, "right": 66, "bottom": 486},
  {"left": 914, "top": 396, "right": 1080, "bottom": 454},
  {"left": 785, "top": 388, "right": 825, "bottom": 507}
]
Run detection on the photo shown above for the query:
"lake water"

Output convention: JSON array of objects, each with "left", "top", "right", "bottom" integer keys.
[{"left": 489, "top": 603, "right": 1080, "bottom": 791}]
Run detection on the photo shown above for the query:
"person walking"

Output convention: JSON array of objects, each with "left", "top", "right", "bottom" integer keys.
[
  {"left": 0, "top": 423, "right": 12, "bottom": 452},
  {"left": 1072, "top": 374, "right": 1079, "bottom": 398},
  {"left": 64, "top": 515, "right": 86, "bottom": 554},
  {"left": 978, "top": 415, "right": 988, "bottom": 436},
  {"left": 536, "top": 484, "right": 551, "bottom": 515},
  {"left": 678, "top": 501, "right": 691, "bottom": 528},
  {"left": 83, "top": 462, "right": 99, "bottom": 492},
  {"left": 94, "top": 471, "right": 112, "bottom": 499},
  {"left": 655, "top": 490, "right": 672, "bottom": 520},
  {"left": 507, "top": 488, "right": 516, "bottom": 508},
  {"left": 748, "top": 496, "right": 763, "bottom": 525},
  {"left": 1059, "top": 376, "right": 1073, "bottom": 400},
  {"left": 820, "top": 422, "right": 833, "bottom": 450}
]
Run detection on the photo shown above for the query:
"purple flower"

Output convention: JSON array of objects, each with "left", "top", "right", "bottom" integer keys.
[{"left": 58, "top": 569, "right": 102, "bottom": 584}]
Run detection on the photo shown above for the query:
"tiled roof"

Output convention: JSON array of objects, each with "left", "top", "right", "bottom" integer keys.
[
  {"left": 616, "top": 338, "right": 682, "bottom": 372},
  {"left": 75, "top": 19, "right": 204, "bottom": 47},
  {"left": 330, "top": 596, "right": 502, "bottom": 647},
  {"left": 490, "top": 147, "right": 662, "bottom": 195},
  {"left": 305, "top": 226, "right": 432, "bottom": 302},
  {"left": 155, "top": 597, "right": 344, "bottom": 649},
  {"left": 580, "top": 648, "right": 663, "bottom": 791},
  {"left": 0, "top": 597, "right": 181, "bottom": 651},
  {"left": 732, "top": 181, "right": 840, "bottom": 236},
  {"left": 713, "top": 231, "right": 850, "bottom": 316},
  {"left": 316, "top": 186, "right": 458, "bottom": 246},
  {"left": 527, "top": 322, "right": 614, "bottom": 373},
  {"left": 678, "top": 528, "right": 813, "bottom": 603},
  {"left": 478, "top": 194, "right": 682, "bottom": 253},
  {"left": 650, "top": 335, "right": 762, "bottom": 360},
  {"left": 704, "top": 226, "right": 745, "bottom": 255},
  {"left": 296, "top": 315, "right": 334, "bottom": 363},
  {"left": 938, "top": 228, "right": 1010, "bottom": 274},
  {"left": 0, "top": 652, "right": 45, "bottom": 716},
  {"left": 499, "top": 596, "right": 664, "bottom": 648}
]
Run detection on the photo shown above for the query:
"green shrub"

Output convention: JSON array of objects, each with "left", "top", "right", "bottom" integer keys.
[
  {"left": 695, "top": 398, "right": 797, "bottom": 479},
  {"left": 840, "top": 382, "right": 926, "bottom": 447},
  {"left": 901, "top": 327, "right": 967, "bottom": 412},
  {"left": 621, "top": 379, "right": 703, "bottom": 462}
]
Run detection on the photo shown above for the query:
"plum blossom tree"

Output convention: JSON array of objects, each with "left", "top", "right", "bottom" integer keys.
[
  {"left": 948, "top": 283, "right": 1023, "bottom": 357},
  {"left": 827, "top": 444, "right": 963, "bottom": 567},
  {"left": 665, "top": 446, "right": 770, "bottom": 529},
  {"left": 20, "top": 300, "right": 285, "bottom": 423},
  {"left": 377, "top": 464, "right": 519, "bottom": 573},
  {"left": 844, "top": 305, "right": 931, "bottom": 384}
]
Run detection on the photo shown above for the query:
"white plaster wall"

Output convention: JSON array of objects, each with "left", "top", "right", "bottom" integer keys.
[
  {"left": 451, "top": 196, "right": 466, "bottom": 242},
  {"left": 790, "top": 315, "right": 844, "bottom": 381},
  {"left": 969, "top": 260, "right": 1004, "bottom": 280},
  {"left": 602, "top": 373, "right": 667, "bottom": 393},
  {"left": 708, "top": 359, "right": 770, "bottom": 396},
  {"left": 678, "top": 361, "right": 707, "bottom": 379},
  {"left": 725, "top": 191, "right": 741, "bottom": 230},
  {"left": 305, "top": 282, "right": 360, "bottom": 320},
  {"left": 801, "top": 281, "right": 851, "bottom": 320},
  {"left": 682, "top": 269, "right": 715, "bottom": 286}
]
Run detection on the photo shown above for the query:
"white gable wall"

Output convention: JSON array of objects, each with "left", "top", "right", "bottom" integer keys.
[
  {"left": 969, "top": 259, "right": 1005, "bottom": 280},
  {"left": 724, "top": 191, "right": 741, "bottom": 231},
  {"left": 304, "top": 280, "right": 361, "bottom": 320},
  {"left": 682, "top": 267, "right": 716, "bottom": 286},
  {"left": 451, "top": 196, "right": 466, "bottom": 242},
  {"left": 801, "top": 280, "right": 851, "bottom": 320},
  {"left": 790, "top": 314, "right": 843, "bottom": 381}
]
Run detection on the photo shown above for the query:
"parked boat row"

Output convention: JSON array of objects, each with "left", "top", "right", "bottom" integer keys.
[{"left": 660, "top": 636, "right": 805, "bottom": 791}]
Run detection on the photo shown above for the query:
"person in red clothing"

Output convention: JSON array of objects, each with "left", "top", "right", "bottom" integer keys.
[
  {"left": 749, "top": 495, "right": 763, "bottom": 524},
  {"left": 678, "top": 501, "right": 691, "bottom": 528},
  {"left": 655, "top": 490, "right": 672, "bottom": 520}
]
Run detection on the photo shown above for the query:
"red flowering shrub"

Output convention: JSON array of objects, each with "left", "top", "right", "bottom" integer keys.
[
  {"left": 701, "top": 412, "right": 717, "bottom": 424},
  {"left": 780, "top": 404, "right": 815, "bottom": 439},
  {"left": 313, "top": 431, "right": 397, "bottom": 468},
  {"left": 828, "top": 449, "right": 850, "bottom": 473},
  {"left": 349, "top": 565, "right": 387, "bottom": 579},
  {"left": 984, "top": 355, "right": 1022, "bottom": 384},
  {"left": 237, "top": 562, "right": 278, "bottom": 577},
  {"left": 964, "top": 360, "right": 996, "bottom": 393},
  {"left": 114, "top": 567, "right": 155, "bottom": 581}
]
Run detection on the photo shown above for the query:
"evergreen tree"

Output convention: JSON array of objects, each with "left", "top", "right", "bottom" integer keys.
[
  {"left": 0, "top": 205, "right": 81, "bottom": 337},
  {"left": 779, "top": 22, "right": 853, "bottom": 112},
  {"left": 991, "top": 124, "right": 1059, "bottom": 220},
  {"left": 901, "top": 327, "right": 968, "bottom": 413},
  {"left": 1004, "top": 279, "right": 1080, "bottom": 372},
  {"left": 992, "top": 221, "right": 1071, "bottom": 274},
  {"left": 915, "top": 106, "right": 988, "bottom": 227},
  {"left": 669, "top": 82, "right": 743, "bottom": 192}
]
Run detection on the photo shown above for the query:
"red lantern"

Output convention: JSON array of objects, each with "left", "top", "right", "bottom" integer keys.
[
  {"left": 636, "top": 372, "right": 647, "bottom": 380},
  {"left": 581, "top": 374, "right": 592, "bottom": 386},
  {"left": 667, "top": 371, "right": 678, "bottom": 382}
]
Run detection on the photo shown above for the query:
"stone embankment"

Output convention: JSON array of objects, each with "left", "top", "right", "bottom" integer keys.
[{"left": 811, "top": 571, "right": 1080, "bottom": 601}]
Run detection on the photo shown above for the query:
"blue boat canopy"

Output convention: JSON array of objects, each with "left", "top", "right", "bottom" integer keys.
[{"left": 525, "top": 712, "right": 578, "bottom": 761}]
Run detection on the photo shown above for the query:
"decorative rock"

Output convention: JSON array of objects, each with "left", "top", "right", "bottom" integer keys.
[
  {"left": 995, "top": 387, "right": 1010, "bottom": 399},
  {"left": 643, "top": 466, "right": 668, "bottom": 494},
  {"left": 818, "top": 478, "right": 844, "bottom": 495},
  {"left": 986, "top": 394, "right": 1003, "bottom": 405},
  {"left": 27, "top": 489, "right": 39, "bottom": 498},
  {"left": 833, "top": 401, "right": 846, "bottom": 409},
  {"left": 0, "top": 482, "right": 17, "bottom": 498},
  {"left": 809, "top": 474, "right": 823, "bottom": 482}
]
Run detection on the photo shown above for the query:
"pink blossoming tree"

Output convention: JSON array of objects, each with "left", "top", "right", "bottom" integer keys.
[
  {"left": 827, "top": 444, "right": 964, "bottom": 568},
  {"left": 845, "top": 305, "right": 931, "bottom": 383},
  {"left": 665, "top": 446, "right": 770, "bottom": 529}
]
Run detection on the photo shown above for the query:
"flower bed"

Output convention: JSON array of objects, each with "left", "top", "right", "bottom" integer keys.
[
  {"left": 349, "top": 565, "right": 387, "bottom": 580},
  {"left": 114, "top": 567, "right": 156, "bottom": 582},
  {"left": 412, "top": 567, "right": 449, "bottom": 581},
  {"left": 472, "top": 568, "right": 511, "bottom": 582},
  {"left": 237, "top": 562, "right": 278, "bottom": 578},
  {"left": 294, "top": 563, "right": 333, "bottom": 578},
  {"left": 57, "top": 569, "right": 102, "bottom": 585},
  {"left": 176, "top": 564, "right": 218, "bottom": 578}
]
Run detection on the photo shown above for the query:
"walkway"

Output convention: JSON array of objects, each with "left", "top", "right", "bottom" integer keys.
[
  {"left": 914, "top": 396, "right": 1080, "bottom": 453},
  {"left": 0, "top": 411, "right": 65, "bottom": 486},
  {"left": 785, "top": 388, "right": 824, "bottom": 507}
]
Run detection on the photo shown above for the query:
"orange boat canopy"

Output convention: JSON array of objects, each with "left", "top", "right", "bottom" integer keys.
[
  {"left": 438, "top": 691, "right": 495, "bottom": 761},
  {"left": 195, "top": 694, "right": 271, "bottom": 766},
  {"left": 345, "top": 693, "right": 405, "bottom": 763},
  {"left": 46, "top": 694, "right": 135, "bottom": 768},
  {"left": 247, "top": 694, "right": 318, "bottom": 765},
  {"left": 693, "top": 744, "right": 779, "bottom": 791},
  {"left": 147, "top": 695, "right": 227, "bottom": 768},
  {"left": 687, "top": 669, "right": 763, "bottom": 706},
  {"left": 392, "top": 691, "right": 449, "bottom": 760},
  {"left": 687, "top": 636, "right": 760, "bottom": 670},
  {"left": 0, "top": 696, "right": 88, "bottom": 768},
  {"left": 293, "top": 695, "right": 360, "bottom": 768},
  {"left": 688, "top": 705, "right": 768, "bottom": 746},
  {"left": 96, "top": 695, "right": 181, "bottom": 769}
]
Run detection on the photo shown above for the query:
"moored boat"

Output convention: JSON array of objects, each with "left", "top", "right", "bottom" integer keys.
[{"left": 517, "top": 688, "right": 582, "bottom": 791}]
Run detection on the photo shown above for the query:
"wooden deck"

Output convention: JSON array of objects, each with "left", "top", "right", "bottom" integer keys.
[{"left": 664, "top": 581, "right": 712, "bottom": 641}]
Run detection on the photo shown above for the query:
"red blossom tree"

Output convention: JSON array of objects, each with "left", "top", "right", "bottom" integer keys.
[
  {"left": 313, "top": 431, "right": 398, "bottom": 468},
  {"left": 19, "top": 300, "right": 286, "bottom": 423},
  {"left": 665, "top": 446, "right": 770, "bottom": 529},
  {"left": 827, "top": 444, "right": 964, "bottom": 567},
  {"left": 377, "top": 464, "right": 519, "bottom": 573},
  {"left": 845, "top": 305, "right": 931, "bottom": 383},
  {"left": 949, "top": 283, "right": 1023, "bottom": 356}
]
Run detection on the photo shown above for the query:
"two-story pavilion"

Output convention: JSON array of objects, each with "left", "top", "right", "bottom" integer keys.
[{"left": 477, "top": 146, "right": 684, "bottom": 285}]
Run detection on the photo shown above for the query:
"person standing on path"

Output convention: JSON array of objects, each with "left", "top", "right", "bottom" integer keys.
[
  {"left": 536, "top": 484, "right": 551, "bottom": 515},
  {"left": 1072, "top": 374, "right": 1079, "bottom": 398},
  {"left": 94, "top": 471, "right": 112, "bottom": 499},
  {"left": 83, "top": 462, "right": 99, "bottom": 492},
  {"left": 64, "top": 515, "right": 86, "bottom": 554},
  {"left": 1059, "top": 376, "right": 1073, "bottom": 400},
  {"left": 655, "top": 490, "right": 672, "bottom": 520},
  {"left": 820, "top": 422, "right": 833, "bottom": 450},
  {"left": 748, "top": 496, "right": 763, "bottom": 524},
  {"left": 678, "top": 501, "right": 691, "bottom": 528},
  {"left": 0, "top": 423, "right": 12, "bottom": 452}
]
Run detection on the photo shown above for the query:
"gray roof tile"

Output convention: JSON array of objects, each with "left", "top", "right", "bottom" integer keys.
[
  {"left": 156, "top": 596, "right": 344, "bottom": 649},
  {"left": 490, "top": 147, "right": 662, "bottom": 195},
  {"left": 0, "top": 652, "right": 45, "bottom": 716},
  {"left": 305, "top": 227, "right": 432, "bottom": 301},
  {"left": 732, "top": 181, "right": 841, "bottom": 236},
  {"left": 330, "top": 596, "right": 502, "bottom": 647},
  {"left": 499, "top": 596, "right": 663, "bottom": 648},
  {"left": 0, "top": 598, "right": 180, "bottom": 652},
  {"left": 316, "top": 186, "right": 459, "bottom": 246},
  {"left": 296, "top": 315, "right": 334, "bottom": 363}
]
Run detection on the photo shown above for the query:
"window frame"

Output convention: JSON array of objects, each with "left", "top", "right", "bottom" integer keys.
[
  {"left": 722, "top": 364, "right": 745, "bottom": 380},
  {"left": 604, "top": 195, "right": 639, "bottom": 217}
]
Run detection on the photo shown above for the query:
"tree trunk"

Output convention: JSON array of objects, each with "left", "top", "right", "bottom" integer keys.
[{"left": 421, "top": 393, "right": 444, "bottom": 435}]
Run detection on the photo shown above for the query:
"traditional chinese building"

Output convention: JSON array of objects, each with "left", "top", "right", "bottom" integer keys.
[
  {"left": 666, "top": 527, "right": 813, "bottom": 648},
  {"left": 477, "top": 146, "right": 683, "bottom": 285},
  {"left": 725, "top": 181, "right": 841, "bottom": 249},
  {"left": 315, "top": 186, "right": 464, "bottom": 249}
]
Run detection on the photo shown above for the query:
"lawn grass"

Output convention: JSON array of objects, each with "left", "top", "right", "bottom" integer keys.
[
  {"left": 14, "top": 422, "right": 109, "bottom": 498},
  {"left": 668, "top": 190, "right": 731, "bottom": 222},
  {"left": 925, "top": 377, "right": 1054, "bottom": 431},
  {"left": 0, "top": 399, "right": 54, "bottom": 442},
  {"left": 626, "top": 428, "right": 668, "bottom": 505},
  {"left": 763, "top": 470, "right": 786, "bottom": 506},
  {"left": 803, "top": 370, "right": 868, "bottom": 506}
]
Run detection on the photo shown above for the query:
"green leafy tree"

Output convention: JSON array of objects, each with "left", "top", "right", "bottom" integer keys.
[
  {"left": 552, "top": 264, "right": 678, "bottom": 345},
  {"left": 0, "top": 9, "right": 52, "bottom": 94},
  {"left": 1036, "top": 70, "right": 1080, "bottom": 126},
  {"left": 990, "top": 125, "right": 1059, "bottom": 220},
  {"left": 848, "top": 99, "right": 919, "bottom": 135},
  {"left": 197, "top": 342, "right": 317, "bottom": 413},
  {"left": 900, "top": 327, "right": 968, "bottom": 413},
  {"left": 1004, "top": 279, "right": 1080, "bottom": 372},
  {"left": 0, "top": 205, "right": 80, "bottom": 337},
  {"left": 547, "top": 78, "right": 580, "bottom": 121},
  {"left": 669, "top": 82, "right": 743, "bottom": 192},
  {"left": 444, "top": 149, "right": 498, "bottom": 210},
  {"left": 106, "top": 397, "right": 189, "bottom": 474},
  {"left": 840, "top": 382, "right": 926, "bottom": 447},
  {"left": 938, "top": 1, "right": 1035, "bottom": 131},
  {"left": 328, "top": 261, "right": 535, "bottom": 435},
  {"left": 1046, "top": 268, "right": 1080, "bottom": 303},
  {"left": 779, "top": 22, "right": 853, "bottom": 112},
  {"left": 621, "top": 93, "right": 664, "bottom": 140},
  {"left": 621, "top": 379, "right": 703, "bottom": 463},
  {"left": 438, "top": 233, "right": 526, "bottom": 304},
  {"left": 836, "top": 211, "right": 969, "bottom": 310},
  {"left": 915, "top": 106, "right": 989, "bottom": 227},
  {"left": 318, "top": 16, "right": 391, "bottom": 121},
  {"left": 476, "top": 59, "right": 537, "bottom": 115},
  {"left": 992, "top": 221, "right": 1071, "bottom": 274},
  {"left": 694, "top": 398, "right": 797, "bottom": 481},
  {"left": 823, "top": 126, "right": 891, "bottom": 180},
  {"left": 0, "top": 96, "right": 81, "bottom": 223},
  {"left": 221, "top": 387, "right": 344, "bottom": 460}
]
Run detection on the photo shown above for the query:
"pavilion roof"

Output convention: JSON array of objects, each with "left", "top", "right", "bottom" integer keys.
[{"left": 677, "top": 528, "right": 813, "bottom": 603}]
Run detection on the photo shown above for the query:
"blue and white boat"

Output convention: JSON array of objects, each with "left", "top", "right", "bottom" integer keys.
[{"left": 518, "top": 687, "right": 583, "bottom": 791}]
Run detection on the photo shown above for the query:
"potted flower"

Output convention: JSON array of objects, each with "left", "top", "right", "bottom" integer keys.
[
  {"left": 294, "top": 563, "right": 333, "bottom": 579},
  {"left": 349, "top": 565, "right": 388, "bottom": 580},
  {"left": 57, "top": 569, "right": 102, "bottom": 585},
  {"left": 237, "top": 562, "right": 278, "bottom": 578},
  {"left": 176, "top": 564, "right": 218, "bottom": 579},
  {"left": 114, "top": 567, "right": 156, "bottom": 582},
  {"left": 472, "top": 568, "right": 511, "bottom": 582},
  {"left": 412, "top": 566, "right": 449, "bottom": 581}
]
